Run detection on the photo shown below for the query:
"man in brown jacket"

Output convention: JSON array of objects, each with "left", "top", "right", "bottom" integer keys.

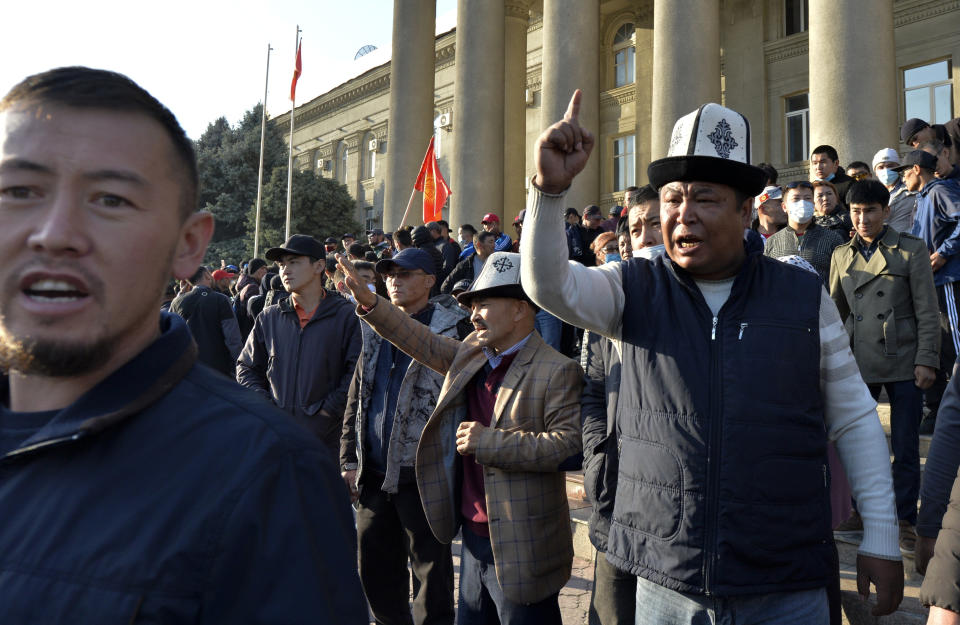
[
  {"left": 337, "top": 251, "right": 582, "bottom": 624},
  {"left": 829, "top": 179, "right": 940, "bottom": 551}
]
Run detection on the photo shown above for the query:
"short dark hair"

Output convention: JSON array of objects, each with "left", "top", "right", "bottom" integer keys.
[
  {"left": 616, "top": 216, "right": 630, "bottom": 237},
  {"left": 189, "top": 265, "right": 208, "bottom": 284},
  {"left": 324, "top": 257, "right": 338, "bottom": 274},
  {"left": 354, "top": 260, "right": 375, "bottom": 273},
  {"left": 757, "top": 162, "right": 779, "bottom": 185},
  {"left": 475, "top": 231, "right": 496, "bottom": 245},
  {"left": 633, "top": 184, "right": 659, "bottom": 206},
  {"left": 847, "top": 161, "right": 870, "bottom": 172},
  {"left": 437, "top": 220, "right": 450, "bottom": 229},
  {"left": 1, "top": 66, "right": 198, "bottom": 221},
  {"left": 364, "top": 251, "right": 378, "bottom": 262},
  {"left": 348, "top": 243, "right": 365, "bottom": 257},
  {"left": 811, "top": 145, "right": 839, "bottom": 162},
  {"left": 846, "top": 179, "right": 890, "bottom": 207},
  {"left": 459, "top": 224, "right": 477, "bottom": 236},
  {"left": 564, "top": 207, "right": 580, "bottom": 218},
  {"left": 393, "top": 229, "right": 413, "bottom": 248}
]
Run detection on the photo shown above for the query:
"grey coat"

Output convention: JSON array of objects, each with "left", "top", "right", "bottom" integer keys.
[
  {"left": 341, "top": 297, "right": 468, "bottom": 493},
  {"left": 829, "top": 227, "right": 940, "bottom": 383}
]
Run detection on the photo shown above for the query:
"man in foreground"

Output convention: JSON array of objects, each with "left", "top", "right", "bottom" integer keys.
[
  {"left": 0, "top": 66, "right": 365, "bottom": 622},
  {"left": 522, "top": 91, "right": 903, "bottom": 622},
  {"left": 338, "top": 251, "right": 582, "bottom": 624}
]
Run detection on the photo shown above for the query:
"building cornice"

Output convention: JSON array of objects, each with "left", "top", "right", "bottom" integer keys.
[
  {"left": 763, "top": 32, "right": 808, "bottom": 64},
  {"left": 601, "top": 84, "right": 636, "bottom": 108},
  {"left": 894, "top": 0, "right": 960, "bottom": 27}
]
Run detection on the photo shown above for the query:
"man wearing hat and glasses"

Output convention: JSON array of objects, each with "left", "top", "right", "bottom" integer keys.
[
  {"left": 337, "top": 250, "right": 582, "bottom": 624},
  {"left": 237, "top": 234, "right": 361, "bottom": 457},
  {"left": 522, "top": 91, "right": 903, "bottom": 622},
  {"left": 341, "top": 247, "right": 468, "bottom": 625}
]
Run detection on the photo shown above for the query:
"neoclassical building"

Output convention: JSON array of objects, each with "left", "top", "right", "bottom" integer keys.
[{"left": 277, "top": 0, "right": 960, "bottom": 232}]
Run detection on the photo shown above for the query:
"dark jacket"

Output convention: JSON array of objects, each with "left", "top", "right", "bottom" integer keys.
[
  {"left": 919, "top": 367, "right": 960, "bottom": 538},
  {"left": 436, "top": 238, "right": 461, "bottom": 278},
  {"left": 237, "top": 292, "right": 361, "bottom": 452},
  {"left": 828, "top": 169, "right": 854, "bottom": 208},
  {"left": 920, "top": 466, "right": 960, "bottom": 611},
  {"left": 814, "top": 206, "right": 853, "bottom": 237},
  {"left": 606, "top": 248, "right": 831, "bottom": 596},
  {"left": 341, "top": 299, "right": 468, "bottom": 494},
  {"left": 168, "top": 285, "right": 242, "bottom": 377},
  {"left": 441, "top": 253, "right": 478, "bottom": 294},
  {"left": 246, "top": 272, "right": 276, "bottom": 321},
  {"left": 911, "top": 177, "right": 960, "bottom": 286},
  {"left": 580, "top": 330, "right": 621, "bottom": 552},
  {"left": 0, "top": 313, "right": 367, "bottom": 624}
]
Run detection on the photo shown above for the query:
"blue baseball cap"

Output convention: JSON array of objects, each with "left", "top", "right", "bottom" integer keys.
[{"left": 375, "top": 248, "right": 435, "bottom": 275}]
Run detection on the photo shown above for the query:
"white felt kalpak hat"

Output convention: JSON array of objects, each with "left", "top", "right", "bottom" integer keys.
[
  {"left": 457, "top": 252, "right": 532, "bottom": 306},
  {"left": 648, "top": 103, "right": 767, "bottom": 196}
]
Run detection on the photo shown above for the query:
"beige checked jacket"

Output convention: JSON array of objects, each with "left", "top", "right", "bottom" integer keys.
[{"left": 358, "top": 296, "right": 583, "bottom": 604}]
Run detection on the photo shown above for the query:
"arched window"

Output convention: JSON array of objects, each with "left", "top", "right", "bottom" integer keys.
[
  {"left": 362, "top": 133, "right": 377, "bottom": 179},
  {"left": 613, "top": 23, "right": 635, "bottom": 88},
  {"left": 336, "top": 142, "right": 348, "bottom": 184}
]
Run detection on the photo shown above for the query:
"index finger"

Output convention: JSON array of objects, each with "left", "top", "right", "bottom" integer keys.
[
  {"left": 564, "top": 89, "right": 582, "bottom": 121},
  {"left": 335, "top": 253, "right": 359, "bottom": 277}
]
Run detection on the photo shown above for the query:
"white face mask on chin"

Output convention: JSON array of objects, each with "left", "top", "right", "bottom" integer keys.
[{"left": 635, "top": 244, "right": 666, "bottom": 260}]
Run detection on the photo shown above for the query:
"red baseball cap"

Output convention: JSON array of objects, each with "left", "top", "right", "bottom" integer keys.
[
  {"left": 481, "top": 213, "right": 500, "bottom": 224},
  {"left": 211, "top": 270, "right": 235, "bottom": 281}
]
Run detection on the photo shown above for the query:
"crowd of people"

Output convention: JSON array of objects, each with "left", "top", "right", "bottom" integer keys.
[{"left": 6, "top": 65, "right": 960, "bottom": 625}]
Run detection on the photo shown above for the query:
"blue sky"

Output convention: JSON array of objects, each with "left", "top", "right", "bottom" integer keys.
[{"left": 2, "top": 0, "right": 456, "bottom": 139}]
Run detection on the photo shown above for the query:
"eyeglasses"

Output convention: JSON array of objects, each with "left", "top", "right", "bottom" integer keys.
[{"left": 785, "top": 181, "right": 814, "bottom": 191}]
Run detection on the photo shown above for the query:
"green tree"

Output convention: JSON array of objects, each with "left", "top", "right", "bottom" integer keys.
[
  {"left": 252, "top": 167, "right": 362, "bottom": 252},
  {"left": 195, "top": 104, "right": 287, "bottom": 264}
]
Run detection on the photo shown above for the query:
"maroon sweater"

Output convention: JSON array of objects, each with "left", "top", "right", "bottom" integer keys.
[{"left": 461, "top": 352, "right": 518, "bottom": 537}]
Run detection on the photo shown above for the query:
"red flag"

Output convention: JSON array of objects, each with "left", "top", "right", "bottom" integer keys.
[
  {"left": 413, "top": 137, "right": 451, "bottom": 223},
  {"left": 290, "top": 41, "right": 302, "bottom": 101}
]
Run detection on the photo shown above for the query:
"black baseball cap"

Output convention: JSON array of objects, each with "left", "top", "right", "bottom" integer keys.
[
  {"left": 900, "top": 118, "right": 930, "bottom": 144},
  {"left": 375, "top": 248, "right": 436, "bottom": 276},
  {"left": 265, "top": 234, "right": 326, "bottom": 261},
  {"left": 324, "top": 237, "right": 337, "bottom": 244},
  {"left": 366, "top": 228, "right": 384, "bottom": 236},
  {"left": 341, "top": 233, "right": 356, "bottom": 240},
  {"left": 893, "top": 149, "right": 938, "bottom": 172}
]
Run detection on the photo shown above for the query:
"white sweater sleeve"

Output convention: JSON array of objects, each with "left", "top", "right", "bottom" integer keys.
[
  {"left": 820, "top": 287, "right": 901, "bottom": 560},
  {"left": 521, "top": 187, "right": 625, "bottom": 339}
]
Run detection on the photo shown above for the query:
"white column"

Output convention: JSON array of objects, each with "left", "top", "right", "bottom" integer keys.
[
  {"left": 651, "top": 0, "right": 721, "bottom": 160},
  {"left": 540, "top": 0, "right": 600, "bottom": 211},
  {"left": 503, "top": 0, "right": 530, "bottom": 221},
  {"left": 450, "top": 0, "right": 505, "bottom": 229},
  {"left": 809, "top": 0, "right": 897, "bottom": 167},
  {"left": 383, "top": 0, "right": 436, "bottom": 229}
]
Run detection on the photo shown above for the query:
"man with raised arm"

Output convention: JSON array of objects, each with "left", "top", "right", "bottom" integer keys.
[{"left": 521, "top": 91, "right": 903, "bottom": 622}]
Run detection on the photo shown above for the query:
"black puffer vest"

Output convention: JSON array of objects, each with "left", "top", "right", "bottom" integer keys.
[{"left": 606, "top": 249, "right": 833, "bottom": 596}]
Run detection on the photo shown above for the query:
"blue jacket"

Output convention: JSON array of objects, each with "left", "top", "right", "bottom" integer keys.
[
  {"left": 0, "top": 313, "right": 367, "bottom": 623},
  {"left": 911, "top": 177, "right": 960, "bottom": 286},
  {"left": 606, "top": 248, "right": 832, "bottom": 596}
]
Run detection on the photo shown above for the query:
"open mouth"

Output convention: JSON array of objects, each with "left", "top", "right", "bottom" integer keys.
[
  {"left": 22, "top": 277, "right": 89, "bottom": 303},
  {"left": 675, "top": 235, "right": 703, "bottom": 250}
]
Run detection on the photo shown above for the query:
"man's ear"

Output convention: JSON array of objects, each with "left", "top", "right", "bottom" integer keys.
[
  {"left": 171, "top": 211, "right": 215, "bottom": 280},
  {"left": 738, "top": 196, "right": 753, "bottom": 228},
  {"left": 425, "top": 274, "right": 437, "bottom": 289}
]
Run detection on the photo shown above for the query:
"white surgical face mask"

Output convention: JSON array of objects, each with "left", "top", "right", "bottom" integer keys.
[
  {"left": 878, "top": 168, "right": 899, "bottom": 186},
  {"left": 636, "top": 244, "right": 666, "bottom": 260},
  {"left": 788, "top": 199, "right": 815, "bottom": 223}
]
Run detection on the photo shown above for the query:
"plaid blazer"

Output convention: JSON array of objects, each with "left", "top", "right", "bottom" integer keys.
[{"left": 359, "top": 296, "right": 583, "bottom": 604}]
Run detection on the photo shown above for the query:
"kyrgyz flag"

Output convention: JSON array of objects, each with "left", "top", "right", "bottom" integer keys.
[
  {"left": 413, "top": 136, "right": 450, "bottom": 223},
  {"left": 290, "top": 41, "right": 302, "bottom": 101}
]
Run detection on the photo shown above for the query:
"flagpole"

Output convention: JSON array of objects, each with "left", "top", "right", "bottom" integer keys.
[
  {"left": 285, "top": 25, "right": 301, "bottom": 241},
  {"left": 253, "top": 43, "right": 273, "bottom": 259},
  {"left": 398, "top": 188, "right": 417, "bottom": 229}
]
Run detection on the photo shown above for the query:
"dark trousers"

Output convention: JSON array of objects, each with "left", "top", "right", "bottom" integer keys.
[
  {"left": 457, "top": 525, "right": 561, "bottom": 625},
  {"left": 356, "top": 481, "right": 455, "bottom": 625},
  {"left": 925, "top": 282, "right": 960, "bottom": 416},
  {"left": 588, "top": 552, "right": 635, "bottom": 625},
  {"left": 868, "top": 380, "right": 922, "bottom": 524}
]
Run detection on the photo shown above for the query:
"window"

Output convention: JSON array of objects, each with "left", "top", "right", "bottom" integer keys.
[
  {"left": 785, "top": 93, "right": 809, "bottom": 163},
  {"left": 785, "top": 0, "right": 808, "bottom": 35},
  {"left": 365, "top": 206, "right": 378, "bottom": 232},
  {"left": 336, "top": 142, "right": 348, "bottom": 184},
  {"left": 362, "top": 134, "right": 377, "bottom": 179},
  {"left": 613, "top": 135, "right": 635, "bottom": 192},
  {"left": 904, "top": 60, "right": 953, "bottom": 124},
  {"left": 613, "top": 23, "right": 635, "bottom": 88}
]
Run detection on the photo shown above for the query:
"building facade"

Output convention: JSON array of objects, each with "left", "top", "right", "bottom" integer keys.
[{"left": 276, "top": 0, "right": 960, "bottom": 232}]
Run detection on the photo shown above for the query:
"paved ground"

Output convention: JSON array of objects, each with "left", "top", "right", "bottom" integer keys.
[{"left": 370, "top": 537, "right": 594, "bottom": 624}]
